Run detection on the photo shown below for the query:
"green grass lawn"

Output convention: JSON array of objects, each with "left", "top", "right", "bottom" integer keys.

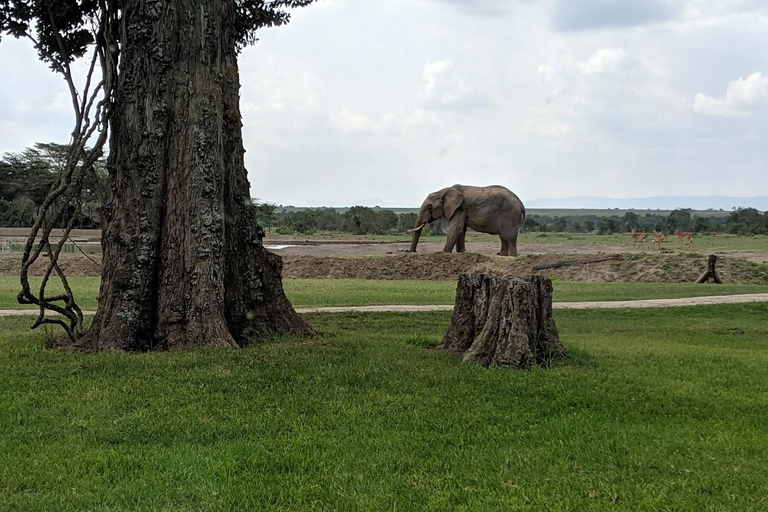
[
  {"left": 0, "top": 276, "right": 102, "bottom": 310},
  {"left": 2, "top": 276, "right": 768, "bottom": 310},
  {"left": 1, "top": 304, "right": 767, "bottom": 510}
]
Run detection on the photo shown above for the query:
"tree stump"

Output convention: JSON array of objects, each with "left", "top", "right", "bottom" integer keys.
[
  {"left": 441, "top": 274, "right": 565, "bottom": 369},
  {"left": 696, "top": 254, "right": 723, "bottom": 284}
]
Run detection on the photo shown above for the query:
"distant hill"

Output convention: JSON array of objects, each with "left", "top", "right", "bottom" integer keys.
[{"left": 525, "top": 196, "right": 768, "bottom": 211}]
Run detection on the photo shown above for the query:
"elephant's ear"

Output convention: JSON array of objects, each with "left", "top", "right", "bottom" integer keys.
[{"left": 443, "top": 188, "right": 464, "bottom": 219}]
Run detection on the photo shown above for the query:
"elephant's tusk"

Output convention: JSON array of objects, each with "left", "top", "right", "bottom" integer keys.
[{"left": 408, "top": 223, "right": 427, "bottom": 233}]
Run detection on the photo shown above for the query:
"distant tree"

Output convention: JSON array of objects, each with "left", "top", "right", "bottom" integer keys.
[
  {"left": 644, "top": 213, "right": 663, "bottom": 231},
  {"left": 398, "top": 213, "right": 418, "bottom": 232},
  {"left": 292, "top": 210, "right": 318, "bottom": 234},
  {"left": 375, "top": 209, "right": 398, "bottom": 233},
  {"left": 552, "top": 217, "right": 568, "bottom": 232},
  {"left": 663, "top": 209, "right": 694, "bottom": 233},
  {"left": 523, "top": 216, "right": 540, "bottom": 231},
  {"left": 726, "top": 208, "right": 767, "bottom": 235},
  {"left": 342, "top": 206, "right": 370, "bottom": 234},
  {"left": 0, "top": 196, "right": 36, "bottom": 227},
  {"left": 596, "top": 218, "right": 622, "bottom": 235},
  {"left": 342, "top": 206, "right": 398, "bottom": 235},
  {"left": 0, "top": 146, "right": 57, "bottom": 206},
  {"left": 622, "top": 211, "right": 639, "bottom": 232},
  {"left": 252, "top": 200, "right": 278, "bottom": 233},
  {"left": 0, "top": 142, "right": 105, "bottom": 227},
  {"left": 313, "top": 208, "right": 344, "bottom": 232},
  {"left": 693, "top": 216, "right": 711, "bottom": 233}
]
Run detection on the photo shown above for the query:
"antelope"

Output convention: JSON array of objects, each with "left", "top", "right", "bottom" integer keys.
[
  {"left": 630, "top": 227, "right": 648, "bottom": 247},
  {"left": 709, "top": 230, "right": 718, "bottom": 237},
  {"left": 675, "top": 230, "right": 694, "bottom": 247},
  {"left": 652, "top": 232, "right": 667, "bottom": 250}
]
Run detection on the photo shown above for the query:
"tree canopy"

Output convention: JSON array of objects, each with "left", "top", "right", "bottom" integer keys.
[
  {"left": 0, "top": 142, "right": 105, "bottom": 227},
  {"left": 1, "top": 0, "right": 315, "bottom": 72}
]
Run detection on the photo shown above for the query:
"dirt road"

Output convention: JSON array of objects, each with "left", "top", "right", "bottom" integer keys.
[{"left": 2, "top": 293, "right": 767, "bottom": 317}]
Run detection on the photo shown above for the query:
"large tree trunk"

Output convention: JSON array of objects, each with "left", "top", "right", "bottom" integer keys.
[
  {"left": 80, "top": 0, "right": 314, "bottom": 350},
  {"left": 441, "top": 274, "right": 565, "bottom": 369}
]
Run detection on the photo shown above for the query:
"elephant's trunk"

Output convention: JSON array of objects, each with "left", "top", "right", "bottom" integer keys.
[
  {"left": 409, "top": 227, "right": 423, "bottom": 252},
  {"left": 409, "top": 211, "right": 430, "bottom": 252}
]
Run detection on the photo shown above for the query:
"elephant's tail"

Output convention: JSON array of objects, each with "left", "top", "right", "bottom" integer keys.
[{"left": 518, "top": 207, "right": 526, "bottom": 234}]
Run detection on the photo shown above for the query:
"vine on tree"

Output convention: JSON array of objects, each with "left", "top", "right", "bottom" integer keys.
[{"left": 4, "top": 0, "right": 119, "bottom": 340}]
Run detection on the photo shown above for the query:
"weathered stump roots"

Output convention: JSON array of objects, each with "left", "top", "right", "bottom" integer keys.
[
  {"left": 696, "top": 254, "right": 723, "bottom": 284},
  {"left": 441, "top": 274, "right": 565, "bottom": 369}
]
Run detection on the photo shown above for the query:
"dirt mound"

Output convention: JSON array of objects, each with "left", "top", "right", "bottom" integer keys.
[
  {"left": 283, "top": 252, "right": 768, "bottom": 284},
  {"left": 282, "top": 253, "right": 493, "bottom": 280},
  {"left": 475, "top": 253, "right": 768, "bottom": 284},
  {"left": 4, "top": 251, "right": 767, "bottom": 284},
  {"left": 0, "top": 253, "right": 102, "bottom": 277}
]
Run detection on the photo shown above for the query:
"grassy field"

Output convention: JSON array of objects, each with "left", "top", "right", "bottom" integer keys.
[
  {"left": 1, "top": 276, "right": 102, "bottom": 310},
  {"left": 2, "top": 277, "right": 768, "bottom": 310},
  {"left": 1, "top": 304, "right": 767, "bottom": 510}
]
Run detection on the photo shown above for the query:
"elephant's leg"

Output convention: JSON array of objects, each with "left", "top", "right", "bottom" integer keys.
[
  {"left": 500, "top": 235, "right": 519, "bottom": 257},
  {"left": 444, "top": 214, "right": 466, "bottom": 253},
  {"left": 456, "top": 226, "right": 468, "bottom": 253},
  {"left": 506, "top": 232, "right": 519, "bottom": 256},
  {"left": 499, "top": 239, "right": 509, "bottom": 256}
]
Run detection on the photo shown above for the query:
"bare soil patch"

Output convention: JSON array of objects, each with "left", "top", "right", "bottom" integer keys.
[
  {"left": 3, "top": 236, "right": 767, "bottom": 284},
  {"left": 282, "top": 252, "right": 768, "bottom": 284},
  {"left": 0, "top": 228, "right": 102, "bottom": 242},
  {"left": 0, "top": 254, "right": 102, "bottom": 277}
]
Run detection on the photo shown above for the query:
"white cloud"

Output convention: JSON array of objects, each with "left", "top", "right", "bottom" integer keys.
[
  {"left": 693, "top": 71, "right": 768, "bottom": 116},
  {"left": 428, "top": 0, "right": 516, "bottom": 16},
  {"left": 404, "top": 109, "right": 441, "bottom": 129},
  {"left": 2, "top": 0, "right": 768, "bottom": 205},
  {"left": 538, "top": 64, "right": 556, "bottom": 82},
  {"left": 329, "top": 107, "right": 443, "bottom": 137},
  {"left": 43, "top": 91, "right": 71, "bottom": 113},
  {"left": 551, "top": 0, "right": 680, "bottom": 31},
  {"left": 241, "top": 69, "right": 327, "bottom": 115},
  {"left": 419, "top": 60, "right": 491, "bottom": 110},
  {"left": 685, "top": 0, "right": 768, "bottom": 18},
  {"left": 331, "top": 110, "right": 376, "bottom": 134},
  {"left": 538, "top": 123, "right": 573, "bottom": 136},
  {"left": 579, "top": 48, "right": 631, "bottom": 75}
]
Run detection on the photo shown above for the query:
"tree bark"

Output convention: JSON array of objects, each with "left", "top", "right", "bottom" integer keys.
[
  {"left": 441, "top": 274, "right": 565, "bottom": 369},
  {"left": 80, "top": 0, "right": 314, "bottom": 350}
]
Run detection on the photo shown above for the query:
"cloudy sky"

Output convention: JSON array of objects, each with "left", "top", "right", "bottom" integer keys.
[{"left": 1, "top": 0, "right": 767, "bottom": 207}]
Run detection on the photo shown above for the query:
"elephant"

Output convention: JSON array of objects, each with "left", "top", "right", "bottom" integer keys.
[{"left": 408, "top": 184, "right": 526, "bottom": 256}]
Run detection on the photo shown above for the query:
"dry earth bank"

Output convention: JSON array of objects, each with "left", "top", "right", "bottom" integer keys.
[
  {"left": 3, "top": 228, "right": 767, "bottom": 282},
  {"left": 3, "top": 250, "right": 767, "bottom": 284}
]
